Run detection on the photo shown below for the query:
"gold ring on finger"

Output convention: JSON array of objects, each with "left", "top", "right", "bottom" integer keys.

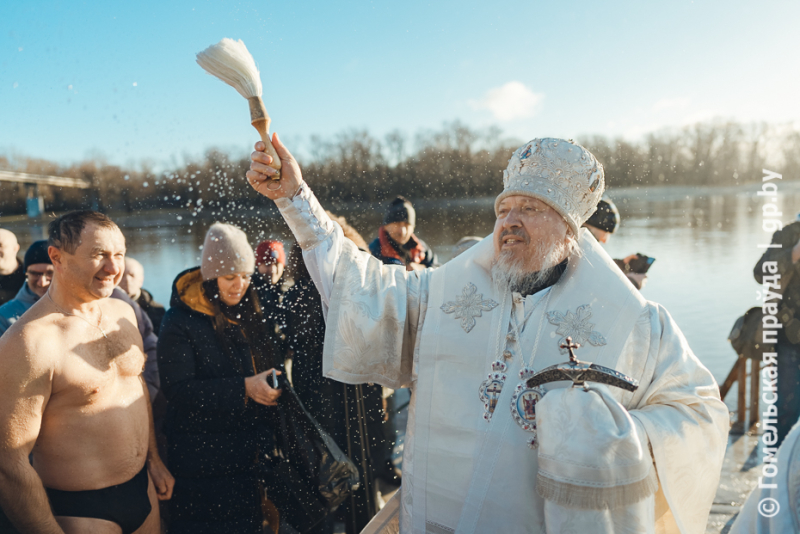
[{"left": 266, "top": 179, "right": 282, "bottom": 191}]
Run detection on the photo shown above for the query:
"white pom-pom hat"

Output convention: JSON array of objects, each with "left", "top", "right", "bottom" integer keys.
[{"left": 495, "top": 138, "right": 605, "bottom": 236}]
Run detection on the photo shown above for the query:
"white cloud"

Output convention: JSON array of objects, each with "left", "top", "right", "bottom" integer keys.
[{"left": 470, "top": 82, "right": 544, "bottom": 122}]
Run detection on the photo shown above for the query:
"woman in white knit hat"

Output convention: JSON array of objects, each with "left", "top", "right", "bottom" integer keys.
[{"left": 156, "top": 222, "right": 283, "bottom": 534}]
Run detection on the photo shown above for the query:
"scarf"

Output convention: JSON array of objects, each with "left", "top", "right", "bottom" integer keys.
[{"left": 378, "top": 226, "right": 426, "bottom": 266}]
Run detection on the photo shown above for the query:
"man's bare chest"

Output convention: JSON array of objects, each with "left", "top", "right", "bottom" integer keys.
[{"left": 51, "top": 326, "right": 146, "bottom": 408}]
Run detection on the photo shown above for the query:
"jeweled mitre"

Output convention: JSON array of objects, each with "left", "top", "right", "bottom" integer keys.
[{"left": 494, "top": 138, "right": 605, "bottom": 236}]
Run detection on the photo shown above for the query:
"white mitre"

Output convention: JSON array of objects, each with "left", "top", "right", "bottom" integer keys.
[{"left": 495, "top": 138, "right": 605, "bottom": 236}]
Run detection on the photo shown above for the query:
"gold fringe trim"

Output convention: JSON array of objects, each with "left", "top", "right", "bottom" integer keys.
[{"left": 536, "top": 467, "right": 658, "bottom": 510}]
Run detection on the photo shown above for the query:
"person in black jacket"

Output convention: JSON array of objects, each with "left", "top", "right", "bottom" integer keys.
[
  {"left": 285, "top": 216, "right": 386, "bottom": 534},
  {"left": 0, "top": 228, "right": 24, "bottom": 306},
  {"left": 157, "top": 222, "right": 283, "bottom": 534},
  {"left": 754, "top": 218, "right": 800, "bottom": 447},
  {"left": 368, "top": 196, "right": 437, "bottom": 271}
]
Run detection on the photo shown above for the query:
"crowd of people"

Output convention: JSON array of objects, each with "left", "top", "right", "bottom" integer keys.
[
  {"left": 0, "top": 193, "right": 453, "bottom": 534},
  {"left": 0, "top": 135, "right": 754, "bottom": 534}
]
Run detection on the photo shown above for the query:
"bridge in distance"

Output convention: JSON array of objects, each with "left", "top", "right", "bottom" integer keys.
[{"left": 0, "top": 170, "right": 92, "bottom": 218}]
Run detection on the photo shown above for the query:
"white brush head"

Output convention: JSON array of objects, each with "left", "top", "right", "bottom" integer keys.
[{"left": 196, "top": 38, "right": 262, "bottom": 99}]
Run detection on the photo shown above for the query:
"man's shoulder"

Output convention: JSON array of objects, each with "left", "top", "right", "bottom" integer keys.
[{"left": 105, "top": 293, "right": 137, "bottom": 316}]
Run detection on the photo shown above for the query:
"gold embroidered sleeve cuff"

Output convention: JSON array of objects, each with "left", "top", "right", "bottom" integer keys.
[{"left": 275, "top": 181, "right": 335, "bottom": 251}]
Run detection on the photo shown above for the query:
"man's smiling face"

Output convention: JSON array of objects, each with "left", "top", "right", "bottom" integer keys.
[{"left": 53, "top": 223, "right": 127, "bottom": 300}]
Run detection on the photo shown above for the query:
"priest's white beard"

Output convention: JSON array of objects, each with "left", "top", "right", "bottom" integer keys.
[{"left": 492, "top": 234, "right": 575, "bottom": 295}]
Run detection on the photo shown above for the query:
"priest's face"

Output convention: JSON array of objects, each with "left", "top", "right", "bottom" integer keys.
[{"left": 493, "top": 196, "right": 571, "bottom": 275}]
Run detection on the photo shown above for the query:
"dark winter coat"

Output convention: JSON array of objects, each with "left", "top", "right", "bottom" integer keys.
[
  {"left": 368, "top": 229, "right": 438, "bottom": 268},
  {"left": 136, "top": 288, "right": 166, "bottom": 335},
  {"left": 754, "top": 221, "right": 800, "bottom": 344},
  {"left": 252, "top": 275, "right": 290, "bottom": 357},
  {"left": 157, "top": 267, "right": 274, "bottom": 534},
  {"left": 285, "top": 278, "right": 385, "bottom": 532},
  {"left": 0, "top": 259, "right": 24, "bottom": 306}
]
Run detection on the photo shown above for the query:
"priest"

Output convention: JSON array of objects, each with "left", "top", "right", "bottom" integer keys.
[{"left": 247, "top": 135, "right": 729, "bottom": 533}]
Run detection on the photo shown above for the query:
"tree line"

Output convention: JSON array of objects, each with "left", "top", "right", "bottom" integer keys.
[{"left": 1, "top": 120, "right": 798, "bottom": 217}]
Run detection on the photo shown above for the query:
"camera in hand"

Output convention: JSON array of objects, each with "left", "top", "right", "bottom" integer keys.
[
  {"left": 627, "top": 254, "right": 655, "bottom": 274},
  {"left": 614, "top": 254, "right": 655, "bottom": 274}
]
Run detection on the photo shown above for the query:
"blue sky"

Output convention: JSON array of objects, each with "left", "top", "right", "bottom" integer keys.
[{"left": 2, "top": 0, "right": 798, "bottom": 167}]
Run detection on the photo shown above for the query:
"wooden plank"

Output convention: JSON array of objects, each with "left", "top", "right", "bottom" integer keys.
[
  {"left": 737, "top": 357, "right": 747, "bottom": 428},
  {"left": 749, "top": 358, "right": 761, "bottom": 430},
  {"left": 0, "top": 170, "right": 91, "bottom": 189},
  {"left": 719, "top": 357, "right": 744, "bottom": 400}
]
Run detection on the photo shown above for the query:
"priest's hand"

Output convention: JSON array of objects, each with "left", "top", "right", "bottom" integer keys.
[
  {"left": 535, "top": 384, "right": 655, "bottom": 510},
  {"left": 247, "top": 133, "right": 303, "bottom": 200}
]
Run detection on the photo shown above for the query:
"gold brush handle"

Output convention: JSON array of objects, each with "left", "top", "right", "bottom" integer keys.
[{"left": 248, "top": 97, "right": 281, "bottom": 181}]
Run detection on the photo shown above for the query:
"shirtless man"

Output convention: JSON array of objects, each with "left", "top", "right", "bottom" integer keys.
[{"left": 0, "top": 210, "right": 174, "bottom": 534}]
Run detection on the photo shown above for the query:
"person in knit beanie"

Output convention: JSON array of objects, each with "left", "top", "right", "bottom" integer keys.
[
  {"left": 582, "top": 196, "right": 651, "bottom": 290},
  {"left": 255, "top": 240, "right": 286, "bottom": 286},
  {"left": 157, "top": 222, "right": 283, "bottom": 531},
  {"left": 253, "top": 238, "right": 288, "bottom": 334},
  {"left": 0, "top": 240, "right": 54, "bottom": 334},
  {"left": 368, "top": 196, "right": 438, "bottom": 271},
  {"left": 582, "top": 197, "right": 619, "bottom": 244},
  {"left": 201, "top": 222, "right": 256, "bottom": 282},
  {"left": 253, "top": 239, "right": 290, "bottom": 347}
]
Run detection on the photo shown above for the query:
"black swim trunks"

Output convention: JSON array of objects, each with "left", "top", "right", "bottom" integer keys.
[{"left": 44, "top": 464, "right": 151, "bottom": 534}]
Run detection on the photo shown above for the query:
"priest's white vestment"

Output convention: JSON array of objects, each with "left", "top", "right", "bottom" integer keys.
[{"left": 276, "top": 183, "right": 729, "bottom": 534}]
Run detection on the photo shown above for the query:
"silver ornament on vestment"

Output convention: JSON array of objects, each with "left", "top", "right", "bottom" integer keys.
[
  {"left": 441, "top": 282, "right": 498, "bottom": 333},
  {"left": 547, "top": 304, "right": 607, "bottom": 353}
]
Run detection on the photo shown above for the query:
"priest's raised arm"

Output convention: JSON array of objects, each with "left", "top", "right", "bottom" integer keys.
[{"left": 246, "top": 137, "right": 426, "bottom": 389}]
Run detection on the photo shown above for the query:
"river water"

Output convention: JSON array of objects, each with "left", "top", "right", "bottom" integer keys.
[{"left": 7, "top": 181, "right": 800, "bottom": 411}]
